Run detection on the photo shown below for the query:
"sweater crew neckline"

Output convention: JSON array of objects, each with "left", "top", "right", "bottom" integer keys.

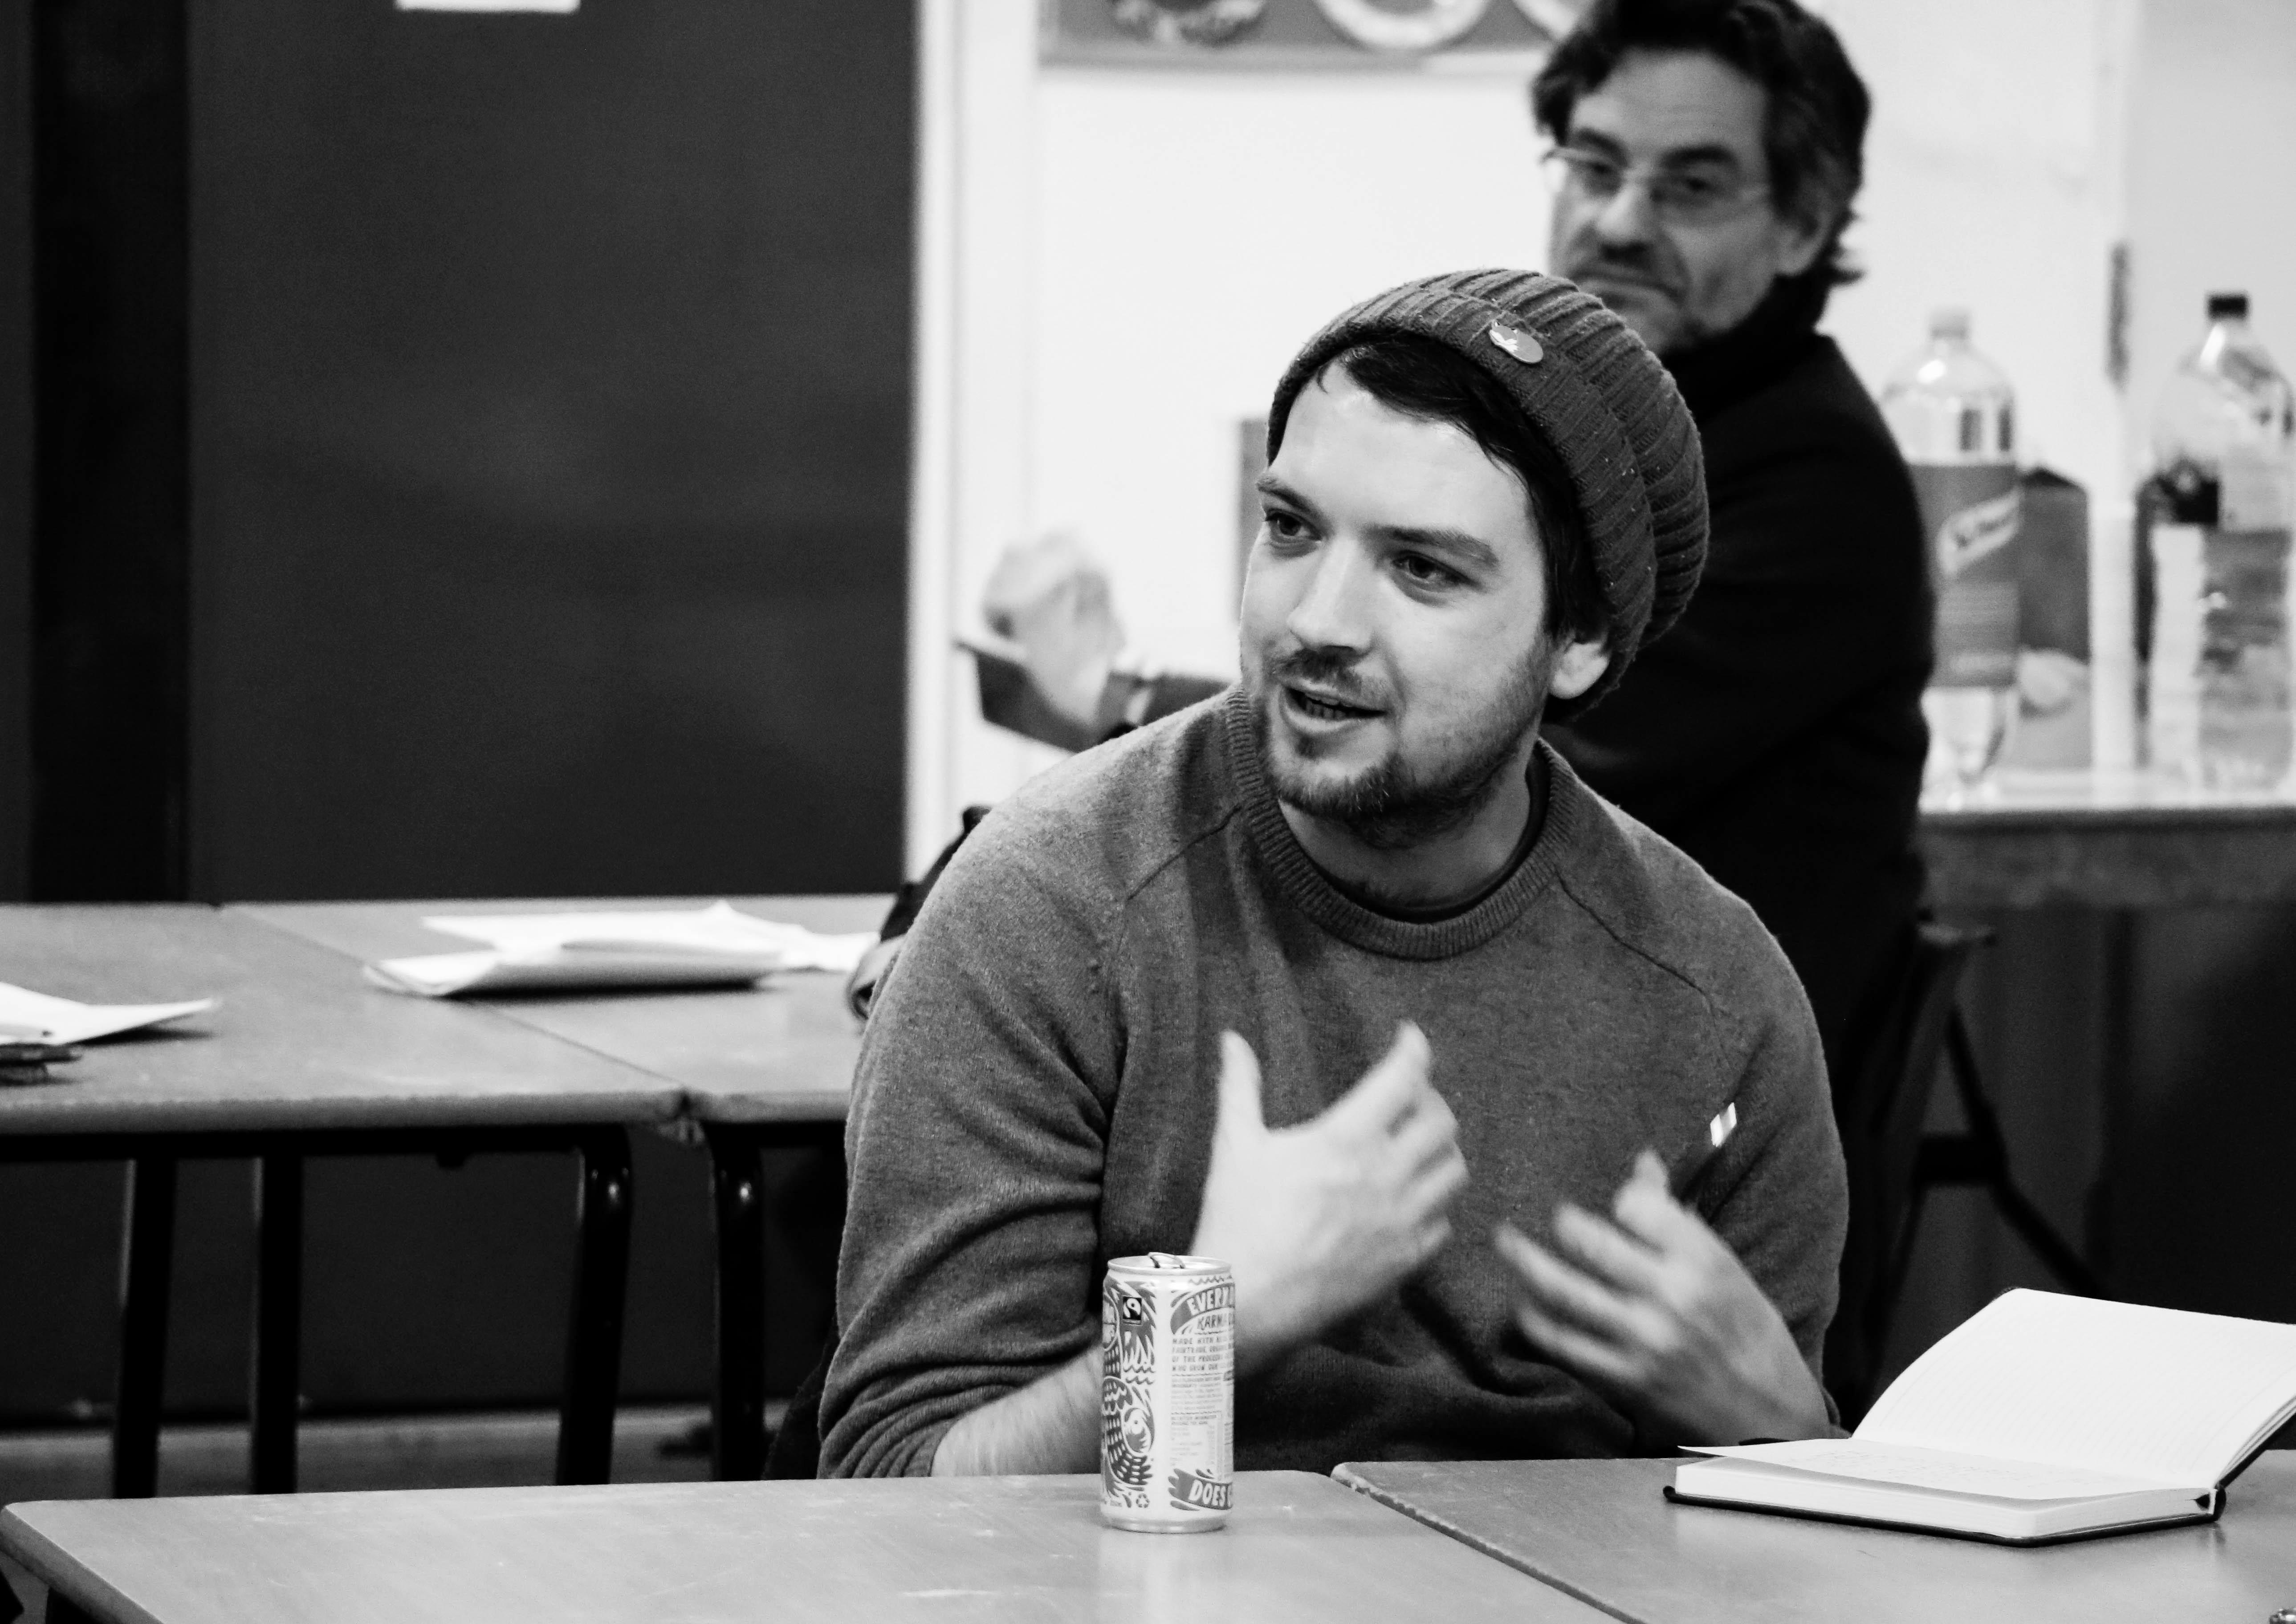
[{"left": 1221, "top": 687, "right": 1581, "bottom": 961}]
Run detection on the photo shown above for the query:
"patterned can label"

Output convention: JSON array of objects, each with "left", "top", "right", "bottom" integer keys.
[{"left": 1100, "top": 1252, "right": 1234, "bottom": 1532}]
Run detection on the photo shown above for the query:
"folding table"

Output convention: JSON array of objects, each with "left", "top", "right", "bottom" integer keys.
[
  {"left": 0, "top": 1470, "right": 1602, "bottom": 1624},
  {"left": 1337, "top": 1453, "right": 2296, "bottom": 1624},
  {"left": 235, "top": 895, "right": 882, "bottom": 1480},
  {"left": 0, "top": 906, "right": 680, "bottom": 1496}
]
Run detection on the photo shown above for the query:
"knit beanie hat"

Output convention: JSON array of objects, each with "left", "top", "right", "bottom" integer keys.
[{"left": 1266, "top": 268, "right": 1708, "bottom": 709}]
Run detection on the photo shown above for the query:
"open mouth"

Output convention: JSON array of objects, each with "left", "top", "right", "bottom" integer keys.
[{"left": 1284, "top": 685, "right": 1381, "bottom": 724}]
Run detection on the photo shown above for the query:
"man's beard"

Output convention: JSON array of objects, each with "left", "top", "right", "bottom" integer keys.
[{"left": 1250, "top": 642, "right": 1552, "bottom": 852}]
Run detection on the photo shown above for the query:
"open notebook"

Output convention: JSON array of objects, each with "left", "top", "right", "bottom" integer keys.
[{"left": 1669, "top": 1289, "right": 2296, "bottom": 1543}]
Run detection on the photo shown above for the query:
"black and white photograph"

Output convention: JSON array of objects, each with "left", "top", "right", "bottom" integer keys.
[{"left": 3, "top": 0, "right": 2295, "bottom": 1619}]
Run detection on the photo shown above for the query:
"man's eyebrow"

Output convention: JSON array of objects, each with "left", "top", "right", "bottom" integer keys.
[
  {"left": 1255, "top": 473, "right": 1323, "bottom": 520},
  {"left": 1367, "top": 524, "right": 1502, "bottom": 572},
  {"left": 1652, "top": 142, "right": 1746, "bottom": 173},
  {"left": 1565, "top": 128, "right": 1746, "bottom": 173},
  {"left": 1564, "top": 128, "right": 1628, "bottom": 158}
]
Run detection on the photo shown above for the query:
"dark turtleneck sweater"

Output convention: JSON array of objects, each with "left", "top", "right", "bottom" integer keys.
[
  {"left": 1545, "top": 276, "right": 1933, "bottom": 1085},
  {"left": 821, "top": 690, "right": 1846, "bottom": 1477}
]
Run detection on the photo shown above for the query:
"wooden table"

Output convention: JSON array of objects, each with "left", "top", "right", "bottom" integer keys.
[
  {"left": 1337, "top": 1455, "right": 2296, "bottom": 1624},
  {"left": 1919, "top": 768, "right": 2296, "bottom": 909},
  {"left": 233, "top": 896, "right": 887, "bottom": 1481},
  {"left": 0, "top": 907, "right": 684, "bottom": 1497},
  {"left": 0, "top": 1471, "right": 1604, "bottom": 1624}
]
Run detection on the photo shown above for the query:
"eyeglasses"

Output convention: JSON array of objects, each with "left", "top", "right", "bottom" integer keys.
[{"left": 1538, "top": 146, "right": 1771, "bottom": 227}]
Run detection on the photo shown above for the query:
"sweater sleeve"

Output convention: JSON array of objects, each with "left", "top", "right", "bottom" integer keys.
[
  {"left": 819, "top": 808, "right": 1122, "bottom": 1477},
  {"left": 1697, "top": 957, "right": 1849, "bottom": 1386},
  {"left": 1548, "top": 407, "right": 1929, "bottom": 831}
]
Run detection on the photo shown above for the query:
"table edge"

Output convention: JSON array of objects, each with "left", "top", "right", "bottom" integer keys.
[
  {"left": 1334, "top": 1461, "right": 1663, "bottom": 1624},
  {"left": 0, "top": 1506, "right": 161, "bottom": 1624},
  {"left": 0, "top": 1092, "right": 684, "bottom": 1138}
]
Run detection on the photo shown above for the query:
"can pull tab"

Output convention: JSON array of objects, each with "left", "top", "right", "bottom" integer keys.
[{"left": 1146, "top": 1251, "right": 1194, "bottom": 1270}]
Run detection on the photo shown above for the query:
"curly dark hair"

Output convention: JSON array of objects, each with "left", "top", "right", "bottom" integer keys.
[{"left": 1531, "top": 0, "right": 1870, "bottom": 292}]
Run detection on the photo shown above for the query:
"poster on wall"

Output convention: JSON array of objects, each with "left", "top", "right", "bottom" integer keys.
[{"left": 1043, "top": 0, "right": 1585, "bottom": 70}]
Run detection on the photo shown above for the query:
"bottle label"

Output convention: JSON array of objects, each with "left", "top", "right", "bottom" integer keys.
[
  {"left": 1911, "top": 461, "right": 2021, "bottom": 687},
  {"left": 2146, "top": 524, "right": 2204, "bottom": 774},
  {"left": 2220, "top": 445, "right": 2295, "bottom": 532},
  {"left": 2144, "top": 521, "right": 2294, "bottom": 786}
]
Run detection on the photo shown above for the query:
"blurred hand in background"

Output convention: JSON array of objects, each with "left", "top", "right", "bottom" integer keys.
[{"left": 980, "top": 532, "right": 1126, "bottom": 728}]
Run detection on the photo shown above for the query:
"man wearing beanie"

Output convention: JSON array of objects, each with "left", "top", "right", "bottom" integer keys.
[{"left": 819, "top": 270, "right": 1846, "bottom": 1479}]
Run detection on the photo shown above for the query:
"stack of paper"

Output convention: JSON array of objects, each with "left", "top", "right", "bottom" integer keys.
[
  {"left": 0, "top": 983, "right": 218, "bottom": 1043},
  {"left": 365, "top": 902, "right": 877, "bottom": 998}
]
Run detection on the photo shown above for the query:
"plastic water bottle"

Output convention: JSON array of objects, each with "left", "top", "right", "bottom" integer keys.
[
  {"left": 2139, "top": 292, "right": 2296, "bottom": 788},
  {"left": 1881, "top": 309, "right": 2021, "bottom": 794}
]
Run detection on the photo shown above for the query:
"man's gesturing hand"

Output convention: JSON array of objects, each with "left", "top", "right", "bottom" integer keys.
[
  {"left": 1495, "top": 1150, "right": 1830, "bottom": 1446},
  {"left": 1189, "top": 1023, "right": 1467, "bottom": 1376}
]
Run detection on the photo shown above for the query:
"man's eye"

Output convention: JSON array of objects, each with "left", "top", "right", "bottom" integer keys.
[
  {"left": 1262, "top": 510, "right": 1314, "bottom": 544},
  {"left": 1394, "top": 553, "right": 1460, "bottom": 588},
  {"left": 1569, "top": 154, "right": 1623, "bottom": 193},
  {"left": 1659, "top": 172, "right": 1727, "bottom": 206}
]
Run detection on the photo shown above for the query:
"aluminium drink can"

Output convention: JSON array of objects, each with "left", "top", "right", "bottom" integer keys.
[{"left": 1100, "top": 1251, "right": 1234, "bottom": 1532}]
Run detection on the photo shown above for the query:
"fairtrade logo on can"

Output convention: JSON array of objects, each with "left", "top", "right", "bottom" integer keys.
[{"left": 1100, "top": 1253, "right": 1234, "bottom": 1532}]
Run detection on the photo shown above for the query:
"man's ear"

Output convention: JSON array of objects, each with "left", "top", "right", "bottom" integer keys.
[
  {"left": 1772, "top": 200, "right": 1834, "bottom": 280},
  {"left": 1549, "top": 632, "right": 1611, "bottom": 702}
]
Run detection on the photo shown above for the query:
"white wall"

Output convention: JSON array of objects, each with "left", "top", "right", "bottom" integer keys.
[
  {"left": 910, "top": 0, "right": 2285, "bottom": 862},
  {"left": 1030, "top": 69, "right": 1553, "bottom": 682},
  {"left": 2123, "top": 0, "right": 2296, "bottom": 478},
  {"left": 1821, "top": 0, "right": 2134, "bottom": 503}
]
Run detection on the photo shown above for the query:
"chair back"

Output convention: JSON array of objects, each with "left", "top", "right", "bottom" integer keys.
[
  {"left": 1826, "top": 920, "right": 1990, "bottom": 1421},
  {"left": 763, "top": 1336, "right": 832, "bottom": 1479}
]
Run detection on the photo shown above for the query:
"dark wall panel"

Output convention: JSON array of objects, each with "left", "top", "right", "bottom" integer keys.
[
  {"left": 28, "top": 0, "right": 189, "bottom": 901},
  {"left": 0, "top": 1, "right": 26, "bottom": 899},
  {"left": 190, "top": 0, "right": 912, "bottom": 899},
  {"left": 0, "top": 1, "right": 908, "bottom": 1428}
]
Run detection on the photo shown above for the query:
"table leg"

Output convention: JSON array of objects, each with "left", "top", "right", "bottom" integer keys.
[
  {"left": 2086, "top": 908, "right": 2137, "bottom": 1279},
  {"left": 111, "top": 1156, "right": 177, "bottom": 1498},
  {"left": 250, "top": 1152, "right": 304, "bottom": 1493},
  {"left": 705, "top": 1126, "right": 768, "bottom": 1480},
  {"left": 555, "top": 1128, "right": 632, "bottom": 1485}
]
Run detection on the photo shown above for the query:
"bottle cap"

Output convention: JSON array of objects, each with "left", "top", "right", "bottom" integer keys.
[
  {"left": 1929, "top": 308, "right": 1971, "bottom": 341},
  {"left": 2208, "top": 291, "right": 2250, "bottom": 320}
]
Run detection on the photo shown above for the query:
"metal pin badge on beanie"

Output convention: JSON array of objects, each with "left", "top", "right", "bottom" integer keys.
[{"left": 1486, "top": 321, "right": 1543, "bottom": 364}]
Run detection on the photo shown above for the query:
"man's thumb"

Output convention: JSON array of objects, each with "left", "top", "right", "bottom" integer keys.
[{"left": 1215, "top": 1031, "right": 1266, "bottom": 1137}]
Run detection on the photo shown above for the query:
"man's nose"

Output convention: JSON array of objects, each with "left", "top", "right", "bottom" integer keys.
[
  {"left": 1285, "top": 542, "right": 1376, "bottom": 654},
  {"left": 1587, "top": 177, "right": 1661, "bottom": 247}
]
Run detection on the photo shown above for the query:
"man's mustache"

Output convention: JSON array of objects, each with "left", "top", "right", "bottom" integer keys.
[
  {"left": 1563, "top": 246, "right": 1682, "bottom": 297},
  {"left": 1266, "top": 647, "right": 1384, "bottom": 707}
]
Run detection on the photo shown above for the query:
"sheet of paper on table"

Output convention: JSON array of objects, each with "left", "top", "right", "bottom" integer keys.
[
  {"left": 0, "top": 982, "right": 220, "bottom": 1044},
  {"left": 365, "top": 901, "right": 877, "bottom": 998}
]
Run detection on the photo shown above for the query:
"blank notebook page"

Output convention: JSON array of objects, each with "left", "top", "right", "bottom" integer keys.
[{"left": 1856, "top": 1290, "right": 2296, "bottom": 1488}]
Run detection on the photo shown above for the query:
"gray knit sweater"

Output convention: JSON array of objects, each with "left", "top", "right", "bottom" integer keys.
[{"left": 821, "top": 690, "right": 1846, "bottom": 1478}]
